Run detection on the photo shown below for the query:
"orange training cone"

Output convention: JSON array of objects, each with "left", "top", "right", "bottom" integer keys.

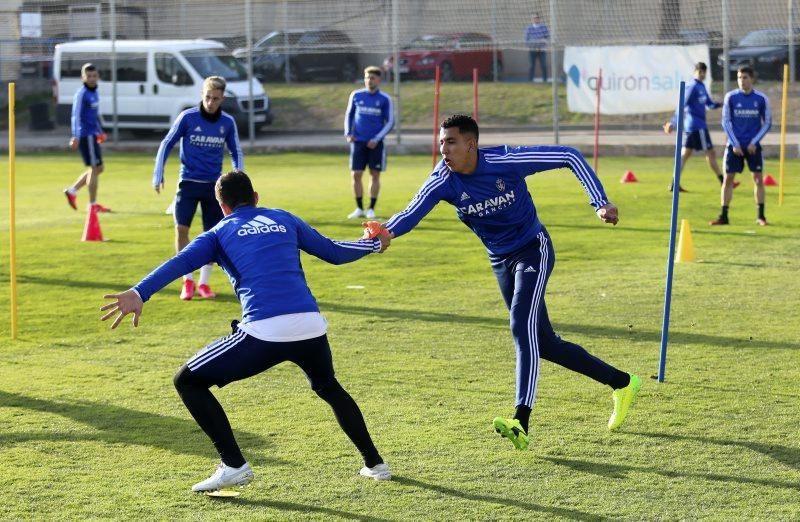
[
  {"left": 676, "top": 219, "right": 695, "bottom": 263},
  {"left": 621, "top": 170, "right": 638, "bottom": 183},
  {"left": 764, "top": 174, "right": 777, "bottom": 186},
  {"left": 82, "top": 205, "right": 104, "bottom": 241}
]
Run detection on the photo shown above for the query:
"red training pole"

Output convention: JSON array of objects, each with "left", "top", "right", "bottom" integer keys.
[
  {"left": 593, "top": 68, "right": 603, "bottom": 174},
  {"left": 472, "top": 68, "right": 479, "bottom": 123},
  {"left": 432, "top": 65, "right": 441, "bottom": 168}
]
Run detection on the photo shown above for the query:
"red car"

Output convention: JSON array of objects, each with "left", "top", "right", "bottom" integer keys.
[{"left": 384, "top": 33, "right": 503, "bottom": 81}]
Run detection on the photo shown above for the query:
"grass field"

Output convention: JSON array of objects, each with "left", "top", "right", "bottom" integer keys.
[{"left": 0, "top": 151, "right": 799, "bottom": 520}]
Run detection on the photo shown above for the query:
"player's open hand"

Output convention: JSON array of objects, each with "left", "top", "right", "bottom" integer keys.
[
  {"left": 367, "top": 139, "right": 378, "bottom": 149},
  {"left": 747, "top": 144, "right": 757, "bottom": 155},
  {"left": 154, "top": 181, "right": 164, "bottom": 194},
  {"left": 662, "top": 122, "right": 674, "bottom": 134},
  {"left": 596, "top": 203, "right": 619, "bottom": 226},
  {"left": 101, "top": 289, "right": 143, "bottom": 329},
  {"left": 732, "top": 146, "right": 744, "bottom": 156},
  {"left": 69, "top": 137, "right": 78, "bottom": 150}
]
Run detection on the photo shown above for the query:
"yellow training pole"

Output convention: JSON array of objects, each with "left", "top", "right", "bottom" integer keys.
[
  {"left": 8, "top": 83, "right": 17, "bottom": 339},
  {"left": 778, "top": 64, "right": 788, "bottom": 207}
]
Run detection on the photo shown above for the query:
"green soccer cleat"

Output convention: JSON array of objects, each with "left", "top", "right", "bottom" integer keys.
[
  {"left": 493, "top": 417, "right": 529, "bottom": 450},
  {"left": 608, "top": 374, "right": 642, "bottom": 431}
]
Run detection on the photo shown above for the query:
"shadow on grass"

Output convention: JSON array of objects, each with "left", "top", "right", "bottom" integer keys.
[
  {"left": 0, "top": 390, "right": 280, "bottom": 463},
  {"left": 540, "top": 454, "right": 799, "bottom": 491},
  {"left": 629, "top": 431, "right": 800, "bottom": 473},
  {"left": 317, "top": 301, "right": 800, "bottom": 351},
  {"left": 209, "top": 497, "right": 392, "bottom": 521},
  {"left": 392, "top": 476, "right": 601, "bottom": 520}
]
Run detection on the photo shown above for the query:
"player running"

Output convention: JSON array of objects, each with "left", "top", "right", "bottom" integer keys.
[
  {"left": 101, "top": 170, "right": 392, "bottom": 492},
  {"left": 365, "top": 114, "right": 640, "bottom": 450}
]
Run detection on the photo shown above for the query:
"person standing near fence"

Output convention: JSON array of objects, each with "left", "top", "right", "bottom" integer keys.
[
  {"left": 344, "top": 66, "right": 394, "bottom": 220},
  {"left": 153, "top": 76, "right": 244, "bottom": 300},
  {"left": 63, "top": 63, "right": 110, "bottom": 213},
  {"left": 712, "top": 66, "right": 771, "bottom": 226},
  {"left": 524, "top": 13, "right": 550, "bottom": 83}
]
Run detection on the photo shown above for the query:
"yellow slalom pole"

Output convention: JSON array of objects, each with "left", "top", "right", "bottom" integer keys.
[
  {"left": 778, "top": 64, "right": 788, "bottom": 207},
  {"left": 8, "top": 83, "right": 17, "bottom": 339}
]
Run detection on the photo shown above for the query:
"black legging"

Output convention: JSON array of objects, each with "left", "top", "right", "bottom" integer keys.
[{"left": 173, "top": 332, "right": 383, "bottom": 469}]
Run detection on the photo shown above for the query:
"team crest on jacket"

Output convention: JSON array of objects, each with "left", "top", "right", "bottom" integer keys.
[{"left": 496, "top": 178, "right": 506, "bottom": 192}]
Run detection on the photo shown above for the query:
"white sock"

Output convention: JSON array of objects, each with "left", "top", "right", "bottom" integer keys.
[
  {"left": 183, "top": 273, "right": 193, "bottom": 281},
  {"left": 66, "top": 187, "right": 77, "bottom": 195},
  {"left": 199, "top": 264, "right": 213, "bottom": 285}
]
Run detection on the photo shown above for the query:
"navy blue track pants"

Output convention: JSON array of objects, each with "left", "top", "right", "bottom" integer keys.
[{"left": 490, "top": 229, "right": 627, "bottom": 408}]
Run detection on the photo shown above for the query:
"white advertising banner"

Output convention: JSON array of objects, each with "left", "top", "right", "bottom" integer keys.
[{"left": 563, "top": 45, "right": 711, "bottom": 114}]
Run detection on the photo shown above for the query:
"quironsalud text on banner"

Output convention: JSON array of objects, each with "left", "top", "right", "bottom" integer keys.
[{"left": 563, "top": 45, "right": 710, "bottom": 114}]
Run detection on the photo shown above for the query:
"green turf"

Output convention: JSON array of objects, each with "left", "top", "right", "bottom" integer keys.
[{"left": 0, "top": 152, "right": 798, "bottom": 520}]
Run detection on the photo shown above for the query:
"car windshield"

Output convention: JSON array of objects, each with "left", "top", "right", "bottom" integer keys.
[
  {"left": 738, "top": 30, "right": 786, "bottom": 46},
  {"left": 182, "top": 49, "right": 247, "bottom": 81},
  {"left": 255, "top": 32, "right": 303, "bottom": 50},
  {"left": 405, "top": 35, "right": 457, "bottom": 50}
]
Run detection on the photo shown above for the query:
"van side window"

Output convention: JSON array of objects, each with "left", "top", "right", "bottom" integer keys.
[
  {"left": 60, "top": 52, "right": 146, "bottom": 82},
  {"left": 156, "top": 53, "right": 193, "bottom": 85}
]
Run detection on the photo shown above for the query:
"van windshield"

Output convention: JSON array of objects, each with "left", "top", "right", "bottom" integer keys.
[{"left": 181, "top": 49, "right": 247, "bottom": 82}]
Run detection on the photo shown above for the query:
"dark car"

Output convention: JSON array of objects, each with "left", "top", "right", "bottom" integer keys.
[
  {"left": 718, "top": 28, "right": 800, "bottom": 80},
  {"left": 233, "top": 29, "right": 359, "bottom": 82},
  {"left": 383, "top": 33, "right": 503, "bottom": 81}
]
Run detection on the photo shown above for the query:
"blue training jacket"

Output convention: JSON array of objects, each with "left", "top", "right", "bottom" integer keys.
[
  {"left": 152, "top": 106, "right": 243, "bottom": 186},
  {"left": 384, "top": 145, "right": 609, "bottom": 256},
  {"left": 670, "top": 78, "right": 721, "bottom": 132},
  {"left": 134, "top": 206, "right": 381, "bottom": 323},
  {"left": 71, "top": 84, "right": 103, "bottom": 137},
  {"left": 344, "top": 89, "right": 394, "bottom": 143},
  {"left": 721, "top": 89, "right": 771, "bottom": 148}
]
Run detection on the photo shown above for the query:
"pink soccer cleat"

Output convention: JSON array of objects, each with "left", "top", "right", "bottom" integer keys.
[
  {"left": 180, "top": 279, "right": 195, "bottom": 301},
  {"left": 197, "top": 284, "right": 216, "bottom": 299}
]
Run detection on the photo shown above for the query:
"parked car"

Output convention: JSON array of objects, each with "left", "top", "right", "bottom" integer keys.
[
  {"left": 718, "top": 28, "right": 800, "bottom": 80},
  {"left": 233, "top": 29, "right": 359, "bottom": 82},
  {"left": 383, "top": 33, "right": 502, "bottom": 81}
]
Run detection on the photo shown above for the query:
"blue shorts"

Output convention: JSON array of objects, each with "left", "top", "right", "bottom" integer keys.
[
  {"left": 78, "top": 135, "right": 102, "bottom": 166},
  {"left": 185, "top": 324, "right": 335, "bottom": 390},
  {"left": 683, "top": 129, "right": 713, "bottom": 151},
  {"left": 724, "top": 144, "right": 763, "bottom": 174},
  {"left": 350, "top": 141, "right": 386, "bottom": 172},
  {"left": 174, "top": 179, "right": 223, "bottom": 230}
]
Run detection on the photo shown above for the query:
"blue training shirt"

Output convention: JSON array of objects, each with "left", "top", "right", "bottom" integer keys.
[
  {"left": 671, "top": 78, "right": 720, "bottom": 132},
  {"left": 152, "top": 106, "right": 244, "bottom": 187},
  {"left": 721, "top": 89, "right": 771, "bottom": 148},
  {"left": 133, "top": 206, "right": 381, "bottom": 323},
  {"left": 71, "top": 84, "right": 103, "bottom": 137},
  {"left": 384, "top": 145, "right": 609, "bottom": 256},
  {"left": 344, "top": 89, "right": 394, "bottom": 143}
]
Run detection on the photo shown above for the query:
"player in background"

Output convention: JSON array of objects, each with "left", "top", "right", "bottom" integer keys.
[
  {"left": 713, "top": 66, "right": 772, "bottom": 226},
  {"left": 663, "top": 62, "right": 730, "bottom": 193},
  {"left": 64, "top": 63, "right": 110, "bottom": 213},
  {"left": 101, "top": 171, "right": 393, "bottom": 492},
  {"left": 153, "top": 76, "right": 244, "bottom": 300},
  {"left": 364, "top": 114, "right": 640, "bottom": 450},
  {"left": 344, "top": 66, "right": 394, "bottom": 219}
]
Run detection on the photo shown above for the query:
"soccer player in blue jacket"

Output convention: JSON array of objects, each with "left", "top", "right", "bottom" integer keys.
[
  {"left": 714, "top": 66, "right": 772, "bottom": 226},
  {"left": 663, "top": 62, "right": 726, "bottom": 192},
  {"left": 153, "top": 76, "right": 244, "bottom": 300},
  {"left": 367, "top": 115, "right": 640, "bottom": 450},
  {"left": 64, "top": 63, "right": 110, "bottom": 213},
  {"left": 101, "top": 170, "right": 392, "bottom": 491},
  {"left": 344, "top": 66, "right": 394, "bottom": 220}
]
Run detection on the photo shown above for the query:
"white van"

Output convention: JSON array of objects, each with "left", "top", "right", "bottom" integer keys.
[{"left": 53, "top": 39, "right": 272, "bottom": 131}]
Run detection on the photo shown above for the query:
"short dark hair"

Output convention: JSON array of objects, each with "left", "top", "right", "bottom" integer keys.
[
  {"left": 694, "top": 62, "right": 707, "bottom": 72},
  {"left": 441, "top": 114, "right": 479, "bottom": 142},
  {"left": 737, "top": 66, "right": 755, "bottom": 79},
  {"left": 215, "top": 170, "right": 256, "bottom": 209},
  {"left": 81, "top": 63, "right": 97, "bottom": 75}
]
